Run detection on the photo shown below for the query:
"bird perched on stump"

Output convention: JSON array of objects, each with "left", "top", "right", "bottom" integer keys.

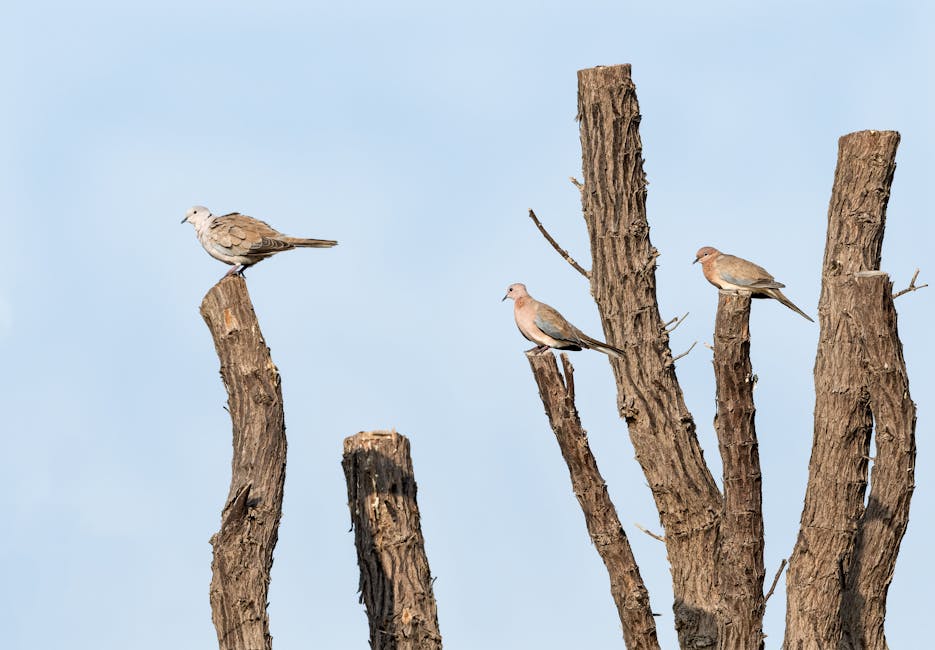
[
  {"left": 693, "top": 246, "right": 813, "bottom": 322},
  {"left": 181, "top": 206, "right": 337, "bottom": 278},
  {"left": 502, "top": 283, "right": 625, "bottom": 358}
]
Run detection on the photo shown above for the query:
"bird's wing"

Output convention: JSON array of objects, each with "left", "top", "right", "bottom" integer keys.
[
  {"left": 212, "top": 213, "right": 292, "bottom": 256},
  {"left": 208, "top": 214, "right": 244, "bottom": 249},
  {"left": 534, "top": 304, "right": 578, "bottom": 343},
  {"left": 718, "top": 254, "right": 785, "bottom": 289}
]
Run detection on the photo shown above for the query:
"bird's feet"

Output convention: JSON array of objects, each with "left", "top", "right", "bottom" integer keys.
[
  {"left": 223, "top": 265, "right": 247, "bottom": 279},
  {"left": 525, "top": 345, "right": 551, "bottom": 355}
]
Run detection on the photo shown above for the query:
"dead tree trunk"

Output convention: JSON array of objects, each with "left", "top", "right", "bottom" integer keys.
[
  {"left": 712, "top": 292, "right": 765, "bottom": 649},
  {"left": 342, "top": 430, "right": 442, "bottom": 650},
  {"left": 200, "top": 276, "right": 287, "bottom": 650},
  {"left": 526, "top": 351, "right": 661, "bottom": 650},
  {"left": 576, "top": 64, "right": 722, "bottom": 648},
  {"left": 785, "top": 130, "right": 916, "bottom": 649}
]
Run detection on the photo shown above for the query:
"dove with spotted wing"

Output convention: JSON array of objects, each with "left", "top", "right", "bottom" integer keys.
[{"left": 182, "top": 206, "right": 337, "bottom": 277}]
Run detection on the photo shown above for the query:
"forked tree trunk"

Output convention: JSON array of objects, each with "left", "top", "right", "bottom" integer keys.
[
  {"left": 785, "top": 131, "right": 916, "bottom": 649},
  {"left": 523, "top": 70, "right": 916, "bottom": 650},
  {"left": 200, "top": 276, "right": 288, "bottom": 650},
  {"left": 526, "top": 351, "right": 660, "bottom": 650},
  {"left": 576, "top": 64, "right": 722, "bottom": 648},
  {"left": 342, "top": 430, "right": 442, "bottom": 650}
]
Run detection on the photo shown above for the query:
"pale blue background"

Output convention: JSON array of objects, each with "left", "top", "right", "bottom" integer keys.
[{"left": 2, "top": 1, "right": 931, "bottom": 648}]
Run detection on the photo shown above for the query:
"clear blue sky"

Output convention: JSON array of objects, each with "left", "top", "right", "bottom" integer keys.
[{"left": 3, "top": 1, "right": 931, "bottom": 648}]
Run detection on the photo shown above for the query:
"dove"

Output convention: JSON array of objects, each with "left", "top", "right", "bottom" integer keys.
[
  {"left": 181, "top": 206, "right": 337, "bottom": 277},
  {"left": 502, "top": 283, "right": 625, "bottom": 358},
  {"left": 693, "top": 246, "right": 813, "bottom": 321}
]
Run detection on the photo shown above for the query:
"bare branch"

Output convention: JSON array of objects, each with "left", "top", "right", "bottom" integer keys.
[
  {"left": 667, "top": 341, "right": 697, "bottom": 366},
  {"left": 892, "top": 268, "right": 928, "bottom": 298},
  {"left": 526, "top": 352, "right": 660, "bottom": 648},
  {"left": 664, "top": 312, "right": 690, "bottom": 333},
  {"left": 569, "top": 176, "right": 584, "bottom": 192},
  {"left": 765, "top": 559, "right": 788, "bottom": 603},
  {"left": 635, "top": 522, "right": 666, "bottom": 543},
  {"left": 528, "top": 209, "right": 590, "bottom": 278}
]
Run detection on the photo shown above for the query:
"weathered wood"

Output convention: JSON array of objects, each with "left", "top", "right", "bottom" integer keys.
[
  {"left": 712, "top": 292, "right": 765, "bottom": 649},
  {"left": 527, "top": 351, "right": 661, "bottom": 650},
  {"left": 840, "top": 274, "right": 916, "bottom": 649},
  {"left": 819, "top": 131, "right": 899, "bottom": 278},
  {"left": 200, "top": 276, "right": 287, "bottom": 650},
  {"left": 576, "top": 64, "right": 722, "bottom": 648},
  {"left": 785, "top": 130, "right": 915, "bottom": 650},
  {"left": 343, "top": 431, "right": 442, "bottom": 650}
]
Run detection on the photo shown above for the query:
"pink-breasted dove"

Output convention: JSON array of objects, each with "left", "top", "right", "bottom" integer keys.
[
  {"left": 182, "top": 206, "right": 337, "bottom": 278},
  {"left": 694, "top": 246, "right": 813, "bottom": 322},
  {"left": 502, "top": 283, "right": 625, "bottom": 357}
]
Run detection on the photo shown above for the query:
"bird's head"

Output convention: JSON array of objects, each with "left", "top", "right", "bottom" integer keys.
[
  {"left": 502, "top": 283, "right": 529, "bottom": 302},
  {"left": 693, "top": 246, "right": 720, "bottom": 265},
  {"left": 181, "top": 205, "right": 212, "bottom": 226}
]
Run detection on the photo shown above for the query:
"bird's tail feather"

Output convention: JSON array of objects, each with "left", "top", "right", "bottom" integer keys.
[
  {"left": 580, "top": 334, "right": 626, "bottom": 359},
  {"left": 771, "top": 289, "right": 814, "bottom": 322},
  {"left": 284, "top": 237, "right": 338, "bottom": 248}
]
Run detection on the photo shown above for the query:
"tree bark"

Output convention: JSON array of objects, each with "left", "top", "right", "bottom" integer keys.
[
  {"left": 785, "top": 130, "right": 915, "bottom": 650},
  {"left": 526, "top": 351, "right": 661, "bottom": 650},
  {"left": 711, "top": 292, "right": 765, "bottom": 649},
  {"left": 200, "top": 276, "right": 287, "bottom": 650},
  {"left": 343, "top": 430, "right": 442, "bottom": 650},
  {"left": 576, "top": 64, "right": 722, "bottom": 648},
  {"left": 839, "top": 273, "right": 916, "bottom": 649}
]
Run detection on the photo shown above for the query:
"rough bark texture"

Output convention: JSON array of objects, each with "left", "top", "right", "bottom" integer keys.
[
  {"left": 839, "top": 274, "right": 916, "bottom": 649},
  {"left": 712, "top": 292, "right": 765, "bottom": 649},
  {"left": 527, "top": 351, "right": 661, "bottom": 650},
  {"left": 200, "top": 276, "right": 287, "bottom": 650},
  {"left": 343, "top": 431, "right": 442, "bottom": 650},
  {"left": 785, "top": 130, "right": 915, "bottom": 650},
  {"left": 576, "top": 64, "right": 722, "bottom": 648}
]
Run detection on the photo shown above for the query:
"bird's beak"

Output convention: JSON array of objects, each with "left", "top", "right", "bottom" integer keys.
[
  {"left": 692, "top": 256, "right": 700, "bottom": 264},
  {"left": 501, "top": 292, "right": 509, "bottom": 302},
  {"left": 180, "top": 216, "right": 188, "bottom": 224}
]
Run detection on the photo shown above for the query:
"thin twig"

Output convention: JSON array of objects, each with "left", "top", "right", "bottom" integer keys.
[
  {"left": 528, "top": 209, "right": 590, "bottom": 278},
  {"left": 764, "top": 558, "right": 788, "bottom": 603},
  {"left": 670, "top": 341, "right": 697, "bottom": 364},
  {"left": 703, "top": 341, "right": 714, "bottom": 352},
  {"left": 635, "top": 523, "right": 666, "bottom": 543},
  {"left": 893, "top": 268, "right": 928, "bottom": 299},
  {"left": 569, "top": 176, "right": 584, "bottom": 192},
  {"left": 664, "top": 312, "right": 690, "bottom": 333}
]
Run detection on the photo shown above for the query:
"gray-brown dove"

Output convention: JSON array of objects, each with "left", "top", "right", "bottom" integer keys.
[
  {"left": 502, "top": 283, "right": 625, "bottom": 358},
  {"left": 182, "top": 206, "right": 337, "bottom": 277},
  {"left": 694, "top": 246, "right": 813, "bottom": 321}
]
